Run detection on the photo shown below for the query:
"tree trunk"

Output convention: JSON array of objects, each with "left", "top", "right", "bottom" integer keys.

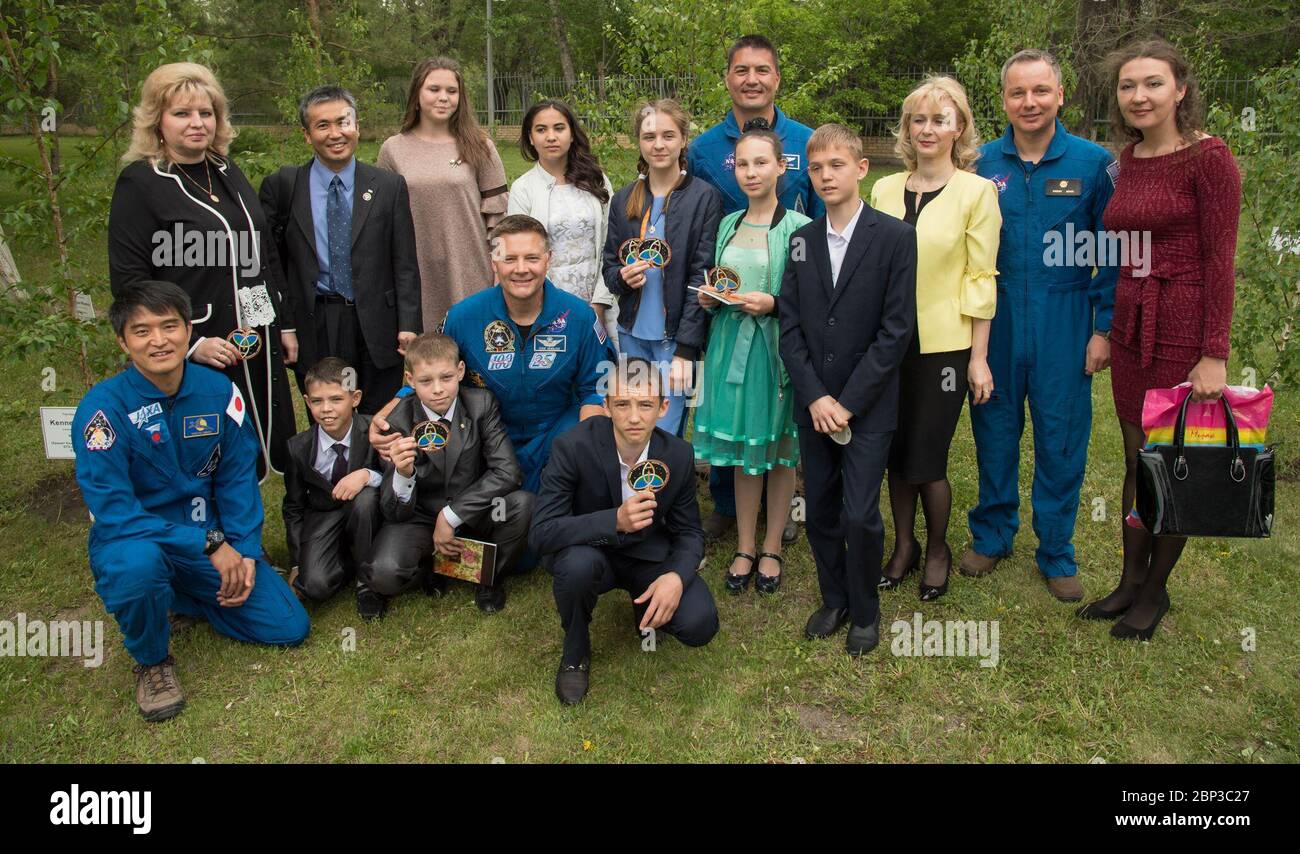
[{"left": 548, "top": 0, "right": 576, "bottom": 89}]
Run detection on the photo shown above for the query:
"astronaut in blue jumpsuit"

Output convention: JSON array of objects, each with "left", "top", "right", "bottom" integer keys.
[
  {"left": 441, "top": 279, "right": 613, "bottom": 494},
  {"left": 967, "top": 116, "right": 1117, "bottom": 582},
  {"left": 74, "top": 287, "right": 309, "bottom": 690}
]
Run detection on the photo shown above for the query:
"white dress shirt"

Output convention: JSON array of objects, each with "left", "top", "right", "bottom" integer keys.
[
  {"left": 314, "top": 424, "right": 381, "bottom": 489},
  {"left": 390, "top": 399, "right": 462, "bottom": 528},
  {"left": 825, "top": 200, "right": 864, "bottom": 287},
  {"left": 617, "top": 440, "right": 651, "bottom": 503}
]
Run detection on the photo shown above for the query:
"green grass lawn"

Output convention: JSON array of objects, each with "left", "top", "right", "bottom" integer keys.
[{"left": 0, "top": 134, "right": 1296, "bottom": 763}]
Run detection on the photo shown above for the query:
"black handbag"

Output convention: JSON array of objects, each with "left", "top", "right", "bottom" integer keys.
[{"left": 1135, "top": 393, "right": 1274, "bottom": 538}]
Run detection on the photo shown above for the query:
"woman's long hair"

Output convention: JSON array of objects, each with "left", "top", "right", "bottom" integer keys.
[
  {"left": 123, "top": 62, "right": 236, "bottom": 166},
  {"left": 1105, "top": 39, "right": 1205, "bottom": 146},
  {"left": 519, "top": 99, "right": 609, "bottom": 204},
  {"left": 400, "top": 56, "right": 493, "bottom": 174},
  {"left": 625, "top": 99, "right": 690, "bottom": 221}
]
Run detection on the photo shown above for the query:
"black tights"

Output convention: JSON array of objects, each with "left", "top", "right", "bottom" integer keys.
[
  {"left": 885, "top": 471, "right": 952, "bottom": 586},
  {"left": 1088, "top": 419, "right": 1187, "bottom": 626}
]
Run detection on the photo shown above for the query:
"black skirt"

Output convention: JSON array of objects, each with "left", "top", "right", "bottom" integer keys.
[{"left": 888, "top": 335, "right": 970, "bottom": 484}]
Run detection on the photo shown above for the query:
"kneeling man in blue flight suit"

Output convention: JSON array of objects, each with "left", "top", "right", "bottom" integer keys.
[{"left": 73, "top": 281, "right": 309, "bottom": 722}]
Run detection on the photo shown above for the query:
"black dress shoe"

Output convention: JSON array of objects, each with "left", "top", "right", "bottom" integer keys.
[
  {"left": 725, "top": 551, "right": 756, "bottom": 595},
  {"left": 919, "top": 544, "right": 952, "bottom": 602},
  {"left": 879, "top": 541, "right": 920, "bottom": 591},
  {"left": 846, "top": 615, "right": 882, "bottom": 656},
  {"left": 1076, "top": 595, "right": 1131, "bottom": 621},
  {"left": 1110, "top": 594, "right": 1171, "bottom": 641},
  {"left": 755, "top": 552, "right": 783, "bottom": 595},
  {"left": 356, "top": 586, "right": 388, "bottom": 621},
  {"left": 475, "top": 582, "right": 506, "bottom": 614},
  {"left": 804, "top": 606, "right": 849, "bottom": 639},
  {"left": 420, "top": 567, "right": 448, "bottom": 598},
  {"left": 555, "top": 657, "right": 590, "bottom": 705}
]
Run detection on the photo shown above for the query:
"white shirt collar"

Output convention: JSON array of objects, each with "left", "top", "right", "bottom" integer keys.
[
  {"left": 618, "top": 439, "right": 651, "bottom": 473},
  {"left": 420, "top": 398, "right": 457, "bottom": 424},
  {"left": 316, "top": 423, "right": 352, "bottom": 455},
  {"left": 826, "top": 200, "right": 865, "bottom": 243}
]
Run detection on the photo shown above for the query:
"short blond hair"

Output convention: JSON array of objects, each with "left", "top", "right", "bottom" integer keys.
[
  {"left": 123, "top": 62, "right": 237, "bottom": 167},
  {"left": 807, "top": 124, "right": 864, "bottom": 161},
  {"left": 894, "top": 76, "right": 980, "bottom": 173}
]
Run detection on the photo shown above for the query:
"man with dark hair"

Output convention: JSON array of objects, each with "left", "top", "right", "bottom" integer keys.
[
  {"left": 75, "top": 281, "right": 309, "bottom": 722},
  {"left": 260, "top": 84, "right": 422, "bottom": 415},
  {"left": 531, "top": 356, "right": 718, "bottom": 705},
  {"left": 688, "top": 33, "right": 822, "bottom": 545},
  {"left": 281, "top": 355, "right": 383, "bottom": 613}
]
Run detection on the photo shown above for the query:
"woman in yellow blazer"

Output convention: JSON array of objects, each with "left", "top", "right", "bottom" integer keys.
[{"left": 869, "top": 76, "right": 1001, "bottom": 600}]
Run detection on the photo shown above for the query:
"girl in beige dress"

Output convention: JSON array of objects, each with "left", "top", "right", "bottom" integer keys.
[{"left": 378, "top": 57, "right": 509, "bottom": 328}]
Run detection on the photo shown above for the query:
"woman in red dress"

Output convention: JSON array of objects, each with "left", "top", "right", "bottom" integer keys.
[{"left": 1077, "top": 40, "right": 1242, "bottom": 640}]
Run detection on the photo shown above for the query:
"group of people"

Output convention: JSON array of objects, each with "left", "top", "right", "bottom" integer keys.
[{"left": 74, "top": 33, "right": 1240, "bottom": 719}]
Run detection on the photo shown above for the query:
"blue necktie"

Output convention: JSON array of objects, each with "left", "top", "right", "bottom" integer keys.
[{"left": 327, "top": 175, "right": 354, "bottom": 301}]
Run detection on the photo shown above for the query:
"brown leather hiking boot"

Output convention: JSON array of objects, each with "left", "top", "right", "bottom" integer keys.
[
  {"left": 1046, "top": 575, "right": 1084, "bottom": 602},
  {"left": 133, "top": 655, "right": 186, "bottom": 722},
  {"left": 958, "top": 549, "right": 1001, "bottom": 577}
]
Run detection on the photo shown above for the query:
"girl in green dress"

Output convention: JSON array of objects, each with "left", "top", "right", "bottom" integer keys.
[{"left": 693, "top": 130, "right": 810, "bottom": 595}]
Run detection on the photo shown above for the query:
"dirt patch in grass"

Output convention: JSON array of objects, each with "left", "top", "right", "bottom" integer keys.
[{"left": 21, "top": 470, "right": 86, "bottom": 525}]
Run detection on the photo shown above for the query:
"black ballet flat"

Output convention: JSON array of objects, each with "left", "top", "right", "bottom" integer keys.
[
  {"left": 1110, "top": 594, "right": 1171, "bottom": 641},
  {"left": 1076, "top": 596, "right": 1132, "bottom": 621},
  {"left": 755, "top": 552, "right": 783, "bottom": 595},
  {"left": 879, "top": 543, "right": 920, "bottom": 591},
  {"left": 725, "top": 551, "right": 756, "bottom": 595},
  {"left": 919, "top": 545, "right": 951, "bottom": 602}
]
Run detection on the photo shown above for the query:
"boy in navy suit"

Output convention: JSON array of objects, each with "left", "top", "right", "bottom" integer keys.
[{"left": 778, "top": 124, "right": 917, "bottom": 655}]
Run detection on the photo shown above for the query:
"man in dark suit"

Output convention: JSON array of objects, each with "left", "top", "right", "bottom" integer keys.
[
  {"left": 530, "top": 357, "right": 719, "bottom": 705},
  {"left": 779, "top": 125, "right": 917, "bottom": 656},
  {"left": 260, "top": 85, "right": 421, "bottom": 414},
  {"left": 282, "top": 357, "right": 382, "bottom": 612},
  {"left": 363, "top": 334, "right": 533, "bottom": 617}
]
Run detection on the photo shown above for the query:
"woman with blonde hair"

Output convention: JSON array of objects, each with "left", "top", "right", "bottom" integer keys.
[
  {"left": 108, "top": 61, "right": 296, "bottom": 479},
  {"left": 869, "top": 75, "right": 1002, "bottom": 600},
  {"left": 378, "top": 57, "right": 509, "bottom": 328}
]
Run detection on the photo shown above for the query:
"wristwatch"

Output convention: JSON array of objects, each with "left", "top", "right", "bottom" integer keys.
[
  {"left": 204, "top": 528, "right": 226, "bottom": 555},
  {"left": 1094, "top": 329, "right": 1110, "bottom": 340}
]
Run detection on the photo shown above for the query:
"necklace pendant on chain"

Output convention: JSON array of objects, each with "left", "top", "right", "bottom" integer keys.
[{"left": 210, "top": 194, "right": 219, "bottom": 203}]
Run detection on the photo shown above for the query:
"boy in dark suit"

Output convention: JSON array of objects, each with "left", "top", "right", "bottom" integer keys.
[
  {"left": 530, "top": 357, "right": 719, "bottom": 705},
  {"left": 778, "top": 124, "right": 917, "bottom": 656},
  {"left": 363, "top": 333, "right": 534, "bottom": 618},
  {"left": 282, "top": 356, "right": 382, "bottom": 613}
]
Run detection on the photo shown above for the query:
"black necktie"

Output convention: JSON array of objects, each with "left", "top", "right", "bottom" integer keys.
[{"left": 330, "top": 443, "right": 348, "bottom": 485}]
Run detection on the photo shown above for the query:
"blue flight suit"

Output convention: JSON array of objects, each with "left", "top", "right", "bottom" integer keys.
[
  {"left": 690, "top": 105, "right": 825, "bottom": 517},
  {"left": 442, "top": 281, "right": 613, "bottom": 494},
  {"left": 73, "top": 363, "right": 309, "bottom": 667},
  {"left": 968, "top": 119, "right": 1118, "bottom": 577},
  {"left": 688, "top": 105, "right": 825, "bottom": 217}
]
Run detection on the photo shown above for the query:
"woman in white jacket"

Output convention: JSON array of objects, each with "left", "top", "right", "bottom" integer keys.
[{"left": 509, "top": 100, "right": 617, "bottom": 335}]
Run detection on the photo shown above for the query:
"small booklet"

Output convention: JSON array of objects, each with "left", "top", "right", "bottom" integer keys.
[
  {"left": 433, "top": 537, "right": 498, "bottom": 586},
  {"left": 687, "top": 285, "right": 744, "bottom": 307}
]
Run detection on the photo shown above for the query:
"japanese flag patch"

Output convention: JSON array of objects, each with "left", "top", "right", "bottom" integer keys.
[
  {"left": 84, "top": 410, "right": 116, "bottom": 451},
  {"left": 226, "top": 383, "right": 246, "bottom": 427}
]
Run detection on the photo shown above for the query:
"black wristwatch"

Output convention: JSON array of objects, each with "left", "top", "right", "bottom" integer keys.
[{"left": 204, "top": 528, "right": 226, "bottom": 555}]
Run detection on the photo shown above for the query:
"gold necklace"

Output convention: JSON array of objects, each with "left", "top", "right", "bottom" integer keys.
[{"left": 176, "top": 158, "right": 219, "bottom": 203}]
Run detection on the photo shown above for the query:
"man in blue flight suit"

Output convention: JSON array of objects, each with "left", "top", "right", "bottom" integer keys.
[
  {"left": 963, "top": 50, "right": 1118, "bottom": 602},
  {"left": 371, "top": 215, "right": 611, "bottom": 496},
  {"left": 688, "top": 33, "right": 823, "bottom": 544},
  {"left": 74, "top": 281, "right": 309, "bottom": 722}
]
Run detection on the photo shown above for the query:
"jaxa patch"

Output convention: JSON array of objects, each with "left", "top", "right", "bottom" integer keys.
[
  {"left": 487, "top": 352, "right": 515, "bottom": 370},
  {"left": 182, "top": 414, "right": 220, "bottom": 439},
  {"left": 534, "top": 334, "right": 567, "bottom": 353},
  {"left": 1106, "top": 160, "right": 1120, "bottom": 188},
  {"left": 128, "top": 402, "right": 163, "bottom": 428},
  {"left": 467, "top": 369, "right": 487, "bottom": 388},
  {"left": 544, "top": 310, "right": 569, "bottom": 333},
  {"left": 484, "top": 319, "right": 515, "bottom": 353},
  {"left": 782, "top": 153, "right": 802, "bottom": 171},
  {"left": 529, "top": 352, "right": 556, "bottom": 370},
  {"left": 83, "top": 410, "right": 115, "bottom": 451},
  {"left": 196, "top": 443, "right": 221, "bottom": 477}
]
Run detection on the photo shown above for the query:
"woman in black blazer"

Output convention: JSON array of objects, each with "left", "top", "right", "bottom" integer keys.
[{"left": 108, "top": 62, "right": 296, "bottom": 479}]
